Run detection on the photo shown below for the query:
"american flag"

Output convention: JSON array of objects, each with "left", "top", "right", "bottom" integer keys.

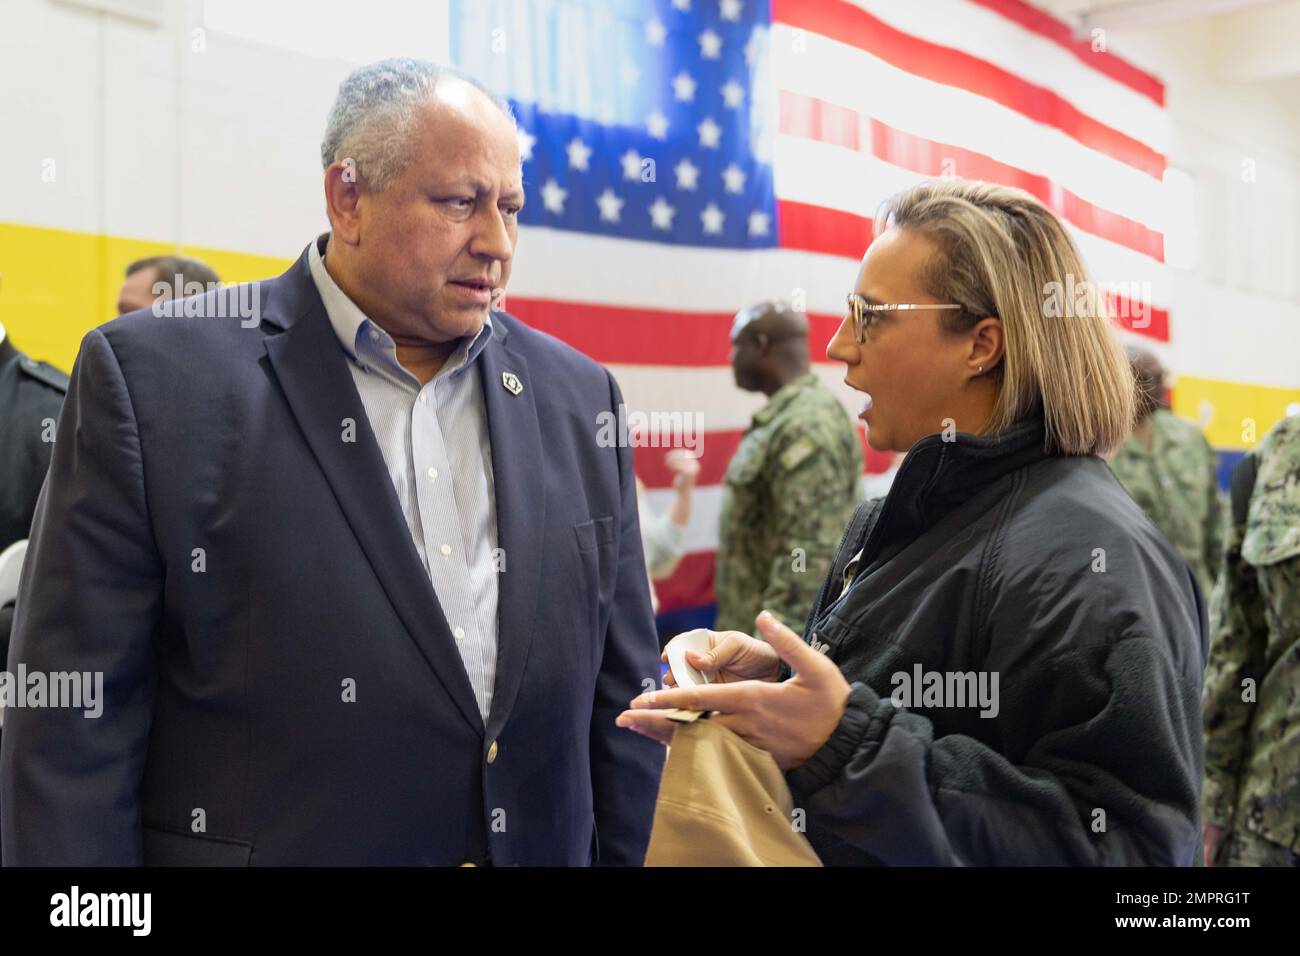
[{"left": 452, "top": 0, "right": 1169, "bottom": 626}]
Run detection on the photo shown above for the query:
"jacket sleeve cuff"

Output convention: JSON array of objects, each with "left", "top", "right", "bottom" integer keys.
[{"left": 786, "top": 682, "right": 882, "bottom": 799}]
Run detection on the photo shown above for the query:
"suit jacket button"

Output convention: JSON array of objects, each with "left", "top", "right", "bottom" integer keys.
[{"left": 486, "top": 740, "right": 499, "bottom": 764}]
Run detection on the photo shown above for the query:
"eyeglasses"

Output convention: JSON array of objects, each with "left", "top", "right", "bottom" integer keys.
[{"left": 846, "top": 293, "right": 963, "bottom": 343}]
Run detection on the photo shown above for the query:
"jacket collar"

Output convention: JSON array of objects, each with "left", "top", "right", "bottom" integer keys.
[
  {"left": 260, "top": 239, "right": 536, "bottom": 737},
  {"left": 865, "top": 416, "right": 1052, "bottom": 559}
]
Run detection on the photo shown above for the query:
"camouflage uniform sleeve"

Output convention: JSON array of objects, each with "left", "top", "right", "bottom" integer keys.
[
  {"left": 1200, "top": 455, "right": 1265, "bottom": 829},
  {"left": 757, "top": 421, "right": 855, "bottom": 632},
  {"left": 1202, "top": 440, "right": 1224, "bottom": 587}
]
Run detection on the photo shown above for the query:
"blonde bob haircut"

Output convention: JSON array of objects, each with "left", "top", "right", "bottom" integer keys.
[{"left": 876, "top": 179, "right": 1134, "bottom": 456}]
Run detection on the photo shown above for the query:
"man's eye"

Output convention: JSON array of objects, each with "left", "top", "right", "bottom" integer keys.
[
  {"left": 502, "top": 206, "right": 521, "bottom": 218},
  {"left": 443, "top": 197, "right": 474, "bottom": 210}
]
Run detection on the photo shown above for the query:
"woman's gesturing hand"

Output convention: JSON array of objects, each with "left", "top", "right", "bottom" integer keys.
[
  {"left": 618, "top": 611, "right": 852, "bottom": 771},
  {"left": 660, "top": 627, "right": 783, "bottom": 688}
]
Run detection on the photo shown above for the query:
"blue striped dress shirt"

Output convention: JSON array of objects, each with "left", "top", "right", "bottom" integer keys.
[{"left": 308, "top": 234, "right": 499, "bottom": 721}]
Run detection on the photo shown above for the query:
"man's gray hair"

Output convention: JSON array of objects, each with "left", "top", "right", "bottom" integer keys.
[{"left": 320, "top": 58, "right": 515, "bottom": 192}]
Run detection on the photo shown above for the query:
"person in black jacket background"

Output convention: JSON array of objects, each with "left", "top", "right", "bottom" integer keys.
[
  {"left": 0, "top": 319, "right": 69, "bottom": 863},
  {"left": 620, "top": 179, "right": 1206, "bottom": 866},
  {"left": 1, "top": 321, "right": 68, "bottom": 659}
]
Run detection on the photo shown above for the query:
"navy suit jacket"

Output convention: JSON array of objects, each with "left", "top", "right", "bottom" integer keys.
[{"left": 0, "top": 246, "right": 664, "bottom": 865}]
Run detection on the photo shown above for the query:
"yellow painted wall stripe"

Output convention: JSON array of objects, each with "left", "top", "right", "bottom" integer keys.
[
  {"left": 0, "top": 221, "right": 290, "bottom": 373},
  {"left": 1170, "top": 375, "right": 1300, "bottom": 451}
]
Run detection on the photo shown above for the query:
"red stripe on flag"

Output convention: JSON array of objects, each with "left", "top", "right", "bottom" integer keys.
[
  {"left": 509, "top": 297, "right": 847, "bottom": 365},
  {"left": 772, "top": 0, "right": 1166, "bottom": 179},
  {"left": 1106, "top": 291, "right": 1169, "bottom": 340},
  {"left": 968, "top": 0, "right": 1165, "bottom": 107},
  {"left": 655, "top": 550, "right": 716, "bottom": 613},
  {"left": 507, "top": 298, "right": 731, "bottom": 364},
  {"left": 635, "top": 425, "right": 887, "bottom": 491},
  {"left": 636, "top": 430, "right": 744, "bottom": 487},
  {"left": 776, "top": 199, "right": 874, "bottom": 260},
  {"left": 779, "top": 90, "right": 1165, "bottom": 261}
]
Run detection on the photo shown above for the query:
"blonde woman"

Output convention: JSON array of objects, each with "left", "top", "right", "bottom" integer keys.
[{"left": 619, "top": 180, "right": 1206, "bottom": 866}]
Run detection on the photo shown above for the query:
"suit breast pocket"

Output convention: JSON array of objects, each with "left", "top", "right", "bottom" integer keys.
[{"left": 573, "top": 515, "right": 615, "bottom": 553}]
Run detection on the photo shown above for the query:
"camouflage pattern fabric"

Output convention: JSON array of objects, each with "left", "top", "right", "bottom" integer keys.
[
  {"left": 714, "top": 373, "right": 862, "bottom": 634},
  {"left": 1110, "top": 408, "right": 1223, "bottom": 595},
  {"left": 1202, "top": 413, "right": 1300, "bottom": 859}
]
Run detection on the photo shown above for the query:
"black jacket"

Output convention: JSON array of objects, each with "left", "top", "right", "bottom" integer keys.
[
  {"left": 1, "top": 335, "right": 68, "bottom": 660},
  {"left": 0, "top": 335, "right": 67, "bottom": 863},
  {"left": 0, "top": 336, "right": 67, "bottom": 551},
  {"left": 784, "top": 417, "right": 1207, "bottom": 865}
]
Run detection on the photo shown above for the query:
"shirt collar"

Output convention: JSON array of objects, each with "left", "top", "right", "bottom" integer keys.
[
  {"left": 307, "top": 232, "right": 493, "bottom": 386},
  {"left": 752, "top": 371, "right": 819, "bottom": 427}
]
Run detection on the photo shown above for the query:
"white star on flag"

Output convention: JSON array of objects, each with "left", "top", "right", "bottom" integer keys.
[
  {"left": 698, "top": 29, "right": 722, "bottom": 59},
  {"left": 516, "top": 128, "right": 537, "bottom": 162},
  {"left": 747, "top": 210, "right": 770, "bottom": 237},
  {"left": 701, "top": 203, "right": 725, "bottom": 235},
  {"left": 566, "top": 138, "right": 592, "bottom": 171},
  {"left": 722, "top": 80, "right": 745, "bottom": 109},
  {"left": 647, "top": 110, "right": 669, "bottom": 140},
  {"left": 674, "top": 158, "right": 701, "bottom": 190},
  {"left": 672, "top": 71, "right": 697, "bottom": 102},
  {"left": 672, "top": 0, "right": 691, "bottom": 10},
  {"left": 620, "top": 148, "right": 644, "bottom": 181},
  {"left": 722, "top": 163, "right": 746, "bottom": 193},
  {"left": 541, "top": 179, "right": 568, "bottom": 214},
  {"left": 645, "top": 17, "right": 667, "bottom": 47},
  {"left": 697, "top": 116, "right": 722, "bottom": 149},
  {"left": 596, "top": 188, "right": 625, "bottom": 223},
  {"left": 720, "top": 0, "right": 742, "bottom": 22},
  {"left": 649, "top": 196, "right": 677, "bottom": 231}
]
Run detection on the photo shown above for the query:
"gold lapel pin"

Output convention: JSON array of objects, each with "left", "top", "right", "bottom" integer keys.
[{"left": 501, "top": 371, "right": 523, "bottom": 396}]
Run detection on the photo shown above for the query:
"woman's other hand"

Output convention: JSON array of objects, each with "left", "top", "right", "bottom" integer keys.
[
  {"left": 620, "top": 611, "right": 852, "bottom": 769},
  {"left": 660, "top": 626, "right": 783, "bottom": 688}
]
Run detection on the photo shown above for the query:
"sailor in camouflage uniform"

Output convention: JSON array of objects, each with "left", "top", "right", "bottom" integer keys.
[
  {"left": 714, "top": 301, "right": 862, "bottom": 634},
  {"left": 1109, "top": 348, "right": 1222, "bottom": 596},
  {"left": 1202, "top": 412, "right": 1300, "bottom": 866}
]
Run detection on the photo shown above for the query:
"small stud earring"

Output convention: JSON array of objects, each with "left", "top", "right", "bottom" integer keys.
[{"left": 978, "top": 365, "right": 984, "bottom": 373}]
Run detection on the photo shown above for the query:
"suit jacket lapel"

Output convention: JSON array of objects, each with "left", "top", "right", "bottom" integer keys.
[
  {"left": 479, "top": 328, "right": 546, "bottom": 739},
  {"left": 263, "top": 268, "right": 485, "bottom": 734}
]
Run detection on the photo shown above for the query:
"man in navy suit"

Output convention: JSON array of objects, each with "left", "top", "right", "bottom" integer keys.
[{"left": 0, "top": 59, "right": 664, "bottom": 865}]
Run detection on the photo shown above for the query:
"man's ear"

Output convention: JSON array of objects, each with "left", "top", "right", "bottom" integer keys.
[
  {"left": 968, "top": 316, "right": 1003, "bottom": 376},
  {"left": 323, "top": 162, "right": 364, "bottom": 246}
]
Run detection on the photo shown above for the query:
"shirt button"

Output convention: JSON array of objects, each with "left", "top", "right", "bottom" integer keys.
[
  {"left": 486, "top": 740, "right": 499, "bottom": 764},
  {"left": 368, "top": 329, "right": 380, "bottom": 342},
  {"left": 427, "top": 467, "right": 438, "bottom": 480},
  {"left": 440, "top": 543, "right": 452, "bottom": 556},
  {"left": 453, "top": 626, "right": 465, "bottom": 641}
]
